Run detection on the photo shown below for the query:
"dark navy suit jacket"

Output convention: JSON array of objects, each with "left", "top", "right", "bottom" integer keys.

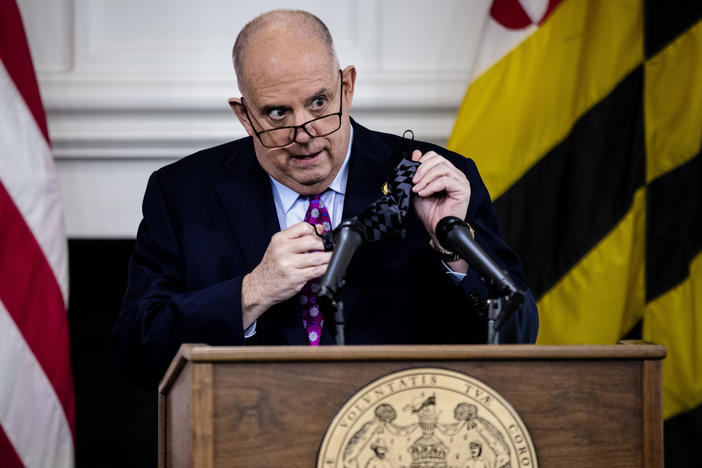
[{"left": 110, "top": 120, "right": 538, "bottom": 381}]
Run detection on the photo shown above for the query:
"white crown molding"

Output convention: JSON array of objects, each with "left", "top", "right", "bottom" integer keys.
[
  {"left": 49, "top": 107, "right": 458, "bottom": 161},
  {"left": 42, "top": 72, "right": 464, "bottom": 161},
  {"left": 39, "top": 71, "right": 468, "bottom": 111}
]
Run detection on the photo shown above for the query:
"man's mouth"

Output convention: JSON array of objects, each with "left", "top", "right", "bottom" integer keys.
[{"left": 291, "top": 150, "right": 322, "bottom": 160}]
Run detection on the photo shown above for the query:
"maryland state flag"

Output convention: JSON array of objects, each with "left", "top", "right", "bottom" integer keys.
[{"left": 449, "top": 0, "right": 701, "bottom": 464}]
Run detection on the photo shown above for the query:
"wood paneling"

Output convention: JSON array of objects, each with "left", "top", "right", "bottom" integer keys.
[{"left": 160, "top": 344, "right": 665, "bottom": 468}]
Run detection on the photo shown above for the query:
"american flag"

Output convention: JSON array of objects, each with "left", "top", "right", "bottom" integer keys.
[{"left": 0, "top": 0, "right": 75, "bottom": 466}]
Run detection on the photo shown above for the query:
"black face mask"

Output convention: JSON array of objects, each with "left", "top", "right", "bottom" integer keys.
[{"left": 321, "top": 131, "right": 419, "bottom": 249}]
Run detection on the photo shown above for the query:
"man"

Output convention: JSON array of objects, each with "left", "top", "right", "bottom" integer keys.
[
  {"left": 465, "top": 441, "right": 488, "bottom": 468},
  {"left": 366, "top": 439, "right": 392, "bottom": 468},
  {"left": 110, "top": 10, "right": 538, "bottom": 382}
]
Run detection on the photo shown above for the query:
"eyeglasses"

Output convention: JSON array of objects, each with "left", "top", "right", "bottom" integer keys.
[{"left": 240, "top": 70, "right": 343, "bottom": 149}]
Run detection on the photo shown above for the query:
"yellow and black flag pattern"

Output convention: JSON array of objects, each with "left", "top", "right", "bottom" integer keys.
[{"left": 448, "top": 0, "right": 701, "bottom": 463}]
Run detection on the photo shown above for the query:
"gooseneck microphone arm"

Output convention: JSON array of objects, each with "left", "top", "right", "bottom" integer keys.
[
  {"left": 435, "top": 216, "right": 524, "bottom": 344},
  {"left": 318, "top": 219, "right": 366, "bottom": 345}
]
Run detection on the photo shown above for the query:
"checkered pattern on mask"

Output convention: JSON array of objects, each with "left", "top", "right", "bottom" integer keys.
[{"left": 356, "top": 158, "right": 420, "bottom": 242}]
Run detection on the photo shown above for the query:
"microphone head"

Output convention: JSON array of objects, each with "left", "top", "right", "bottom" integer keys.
[
  {"left": 435, "top": 216, "right": 464, "bottom": 247},
  {"left": 318, "top": 218, "right": 365, "bottom": 304},
  {"left": 336, "top": 218, "right": 367, "bottom": 241}
]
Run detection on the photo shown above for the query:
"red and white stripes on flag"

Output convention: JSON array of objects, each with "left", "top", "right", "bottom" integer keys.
[{"left": 0, "top": 1, "right": 75, "bottom": 467}]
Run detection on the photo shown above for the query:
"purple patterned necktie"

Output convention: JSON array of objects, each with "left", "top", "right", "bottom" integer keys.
[{"left": 300, "top": 194, "right": 332, "bottom": 345}]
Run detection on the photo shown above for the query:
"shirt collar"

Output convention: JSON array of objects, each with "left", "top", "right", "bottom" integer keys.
[
  {"left": 327, "top": 125, "right": 353, "bottom": 196},
  {"left": 269, "top": 125, "right": 354, "bottom": 213}
]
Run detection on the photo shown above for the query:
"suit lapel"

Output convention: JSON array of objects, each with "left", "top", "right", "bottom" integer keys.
[
  {"left": 342, "top": 122, "right": 393, "bottom": 220},
  {"left": 336, "top": 122, "right": 401, "bottom": 341},
  {"left": 215, "top": 141, "right": 308, "bottom": 345},
  {"left": 216, "top": 143, "right": 280, "bottom": 270}
]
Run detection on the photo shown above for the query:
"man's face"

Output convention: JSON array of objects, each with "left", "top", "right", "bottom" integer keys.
[{"left": 230, "top": 34, "right": 356, "bottom": 196}]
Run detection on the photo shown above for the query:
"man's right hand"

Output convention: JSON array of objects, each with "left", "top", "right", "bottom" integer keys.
[{"left": 241, "top": 222, "right": 332, "bottom": 329}]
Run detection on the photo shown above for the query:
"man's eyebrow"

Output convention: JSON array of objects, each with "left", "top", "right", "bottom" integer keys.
[
  {"left": 304, "top": 86, "right": 333, "bottom": 105},
  {"left": 257, "top": 85, "right": 334, "bottom": 114},
  {"left": 259, "top": 103, "right": 292, "bottom": 115}
]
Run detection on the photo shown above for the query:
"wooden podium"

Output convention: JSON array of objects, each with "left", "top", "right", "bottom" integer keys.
[{"left": 158, "top": 343, "right": 665, "bottom": 468}]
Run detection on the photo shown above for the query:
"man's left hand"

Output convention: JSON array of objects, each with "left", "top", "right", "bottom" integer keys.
[{"left": 411, "top": 149, "right": 471, "bottom": 273}]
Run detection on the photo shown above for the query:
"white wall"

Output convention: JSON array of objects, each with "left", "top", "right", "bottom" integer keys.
[{"left": 18, "top": 0, "right": 490, "bottom": 237}]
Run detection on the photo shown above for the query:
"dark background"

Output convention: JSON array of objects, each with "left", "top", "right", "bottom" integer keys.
[
  {"left": 68, "top": 239, "right": 156, "bottom": 468},
  {"left": 68, "top": 239, "right": 700, "bottom": 467}
]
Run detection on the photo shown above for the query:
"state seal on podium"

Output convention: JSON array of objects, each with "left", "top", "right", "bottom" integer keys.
[{"left": 317, "top": 368, "right": 537, "bottom": 468}]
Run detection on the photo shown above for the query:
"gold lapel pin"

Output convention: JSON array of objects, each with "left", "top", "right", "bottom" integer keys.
[{"left": 381, "top": 182, "right": 389, "bottom": 195}]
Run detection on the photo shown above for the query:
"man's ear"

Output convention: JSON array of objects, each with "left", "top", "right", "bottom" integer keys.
[
  {"left": 228, "top": 97, "right": 254, "bottom": 137},
  {"left": 341, "top": 65, "right": 357, "bottom": 110}
]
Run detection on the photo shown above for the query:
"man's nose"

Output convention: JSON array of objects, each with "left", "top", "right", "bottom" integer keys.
[{"left": 293, "top": 125, "right": 313, "bottom": 144}]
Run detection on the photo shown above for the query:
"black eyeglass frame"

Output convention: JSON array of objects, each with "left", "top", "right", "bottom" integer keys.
[{"left": 240, "top": 69, "right": 344, "bottom": 149}]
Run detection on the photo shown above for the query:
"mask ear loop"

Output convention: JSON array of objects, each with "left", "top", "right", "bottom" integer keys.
[
  {"left": 312, "top": 224, "right": 325, "bottom": 237},
  {"left": 311, "top": 223, "right": 335, "bottom": 252},
  {"left": 402, "top": 129, "right": 415, "bottom": 159}
]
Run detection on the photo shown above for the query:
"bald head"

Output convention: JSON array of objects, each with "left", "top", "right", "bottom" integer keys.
[
  {"left": 227, "top": 10, "right": 356, "bottom": 195},
  {"left": 232, "top": 10, "right": 338, "bottom": 95}
]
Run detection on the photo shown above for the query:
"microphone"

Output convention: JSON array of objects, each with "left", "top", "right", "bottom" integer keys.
[
  {"left": 318, "top": 219, "right": 366, "bottom": 344},
  {"left": 435, "top": 216, "right": 524, "bottom": 331}
]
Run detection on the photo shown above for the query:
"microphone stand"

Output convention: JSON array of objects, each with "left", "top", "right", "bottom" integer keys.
[
  {"left": 319, "top": 295, "right": 346, "bottom": 345},
  {"left": 318, "top": 219, "right": 366, "bottom": 345},
  {"left": 486, "top": 288, "right": 524, "bottom": 344},
  {"left": 487, "top": 298, "right": 501, "bottom": 345},
  {"left": 487, "top": 278, "right": 524, "bottom": 344},
  {"left": 436, "top": 216, "right": 524, "bottom": 344}
]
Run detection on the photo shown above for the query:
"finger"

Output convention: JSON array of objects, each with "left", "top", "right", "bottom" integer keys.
[
  {"left": 412, "top": 150, "right": 442, "bottom": 164},
  {"left": 282, "top": 250, "right": 332, "bottom": 272},
  {"left": 284, "top": 221, "right": 319, "bottom": 239},
  {"left": 415, "top": 175, "right": 468, "bottom": 199},
  {"left": 412, "top": 153, "right": 449, "bottom": 185},
  {"left": 411, "top": 149, "right": 443, "bottom": 166},
  {"left": 311, "top": 223, "right": 325, "bottom": 237},
  {"left": 287, "top": 234, "right": 326, "bottom": 254},
  {"left": 287, "top": 255, "right": 332, "bottom": 287},
  {"left": 288, "top": 265, "right": 330, "bottom": 293},
  {"left": 297, "top": 263, "right": 332, "bottom": 283},
  {"left": 276, "top": 222, "right": 324, "bottom": 247},
  {"left": 413, "top": 163, "right": 464, "bottom": 194},
  {"left": 295, "top": 251, "right": 333, "bottom": 269}
]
